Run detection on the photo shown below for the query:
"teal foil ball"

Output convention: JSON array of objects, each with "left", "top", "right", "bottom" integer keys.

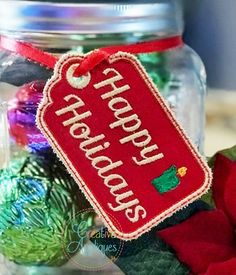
[{"left": 0, "top": 152, "right": 91, "bottom": 266}]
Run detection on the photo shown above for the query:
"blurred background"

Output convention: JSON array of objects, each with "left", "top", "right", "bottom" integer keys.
[{"left": 183, "top": 0, "right": 236, "bottom": 155}]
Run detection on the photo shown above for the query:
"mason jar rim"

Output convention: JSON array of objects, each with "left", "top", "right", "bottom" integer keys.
[{"left": 0, "top": 0, "right": 183, "bottom": 35}]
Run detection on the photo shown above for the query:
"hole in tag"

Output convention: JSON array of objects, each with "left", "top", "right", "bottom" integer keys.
[{"left": 66, "top": 64, "right": 91, "bottom": 89}]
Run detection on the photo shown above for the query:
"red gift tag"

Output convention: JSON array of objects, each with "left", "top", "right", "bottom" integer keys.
[{"left": 37, "top": 52, "right": 212, "bottom": 240}]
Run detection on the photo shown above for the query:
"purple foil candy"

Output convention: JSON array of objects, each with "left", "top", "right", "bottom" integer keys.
[{"left": 8, "top": 81, "right": 49, "bottom": 150}]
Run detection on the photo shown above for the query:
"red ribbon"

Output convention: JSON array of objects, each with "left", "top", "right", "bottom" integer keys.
[
  {"left": 0, "top": 36, "right": 57, "bottom": 69},
  {"left": 0, "top": 35, "right": 183, "bottom": 71}
]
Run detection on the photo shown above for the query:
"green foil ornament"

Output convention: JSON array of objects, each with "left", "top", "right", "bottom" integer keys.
[
  {"left": 137, "top": 52, "right": 171, "bottom": 91},
  {"left": 0, "top": 151, "right": 91, "bottom": 266}
]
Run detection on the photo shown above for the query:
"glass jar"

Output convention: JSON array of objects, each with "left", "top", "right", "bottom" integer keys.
[{"left": 0, "top": 1, "right": 205, "bottom": 274}]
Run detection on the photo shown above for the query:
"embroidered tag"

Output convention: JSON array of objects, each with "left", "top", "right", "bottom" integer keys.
[{"left": 37, "top": 52, "right": 212, "bottom": 240}]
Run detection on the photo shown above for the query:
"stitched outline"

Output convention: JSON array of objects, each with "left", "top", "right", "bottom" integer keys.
[{"left": 37, "top": 52, "right": 212, "bottom": 241}]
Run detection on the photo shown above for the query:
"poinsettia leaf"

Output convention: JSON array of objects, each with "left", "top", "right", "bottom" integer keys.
[
  {"left": 91, "top": 229, "right": 188, "bottom": 275},
  {"left": 201, "top": 190, "right": 215, "bottom": 207},
  {"left": 115, "top": 239, "right": 189, "bottom": 275}
]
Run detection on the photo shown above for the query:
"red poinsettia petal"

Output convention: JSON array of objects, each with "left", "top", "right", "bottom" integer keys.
[
  {"left": 158, "top": 210, "right": 236, "bottom": 274},
  {"left": 201, "top": 258, "right": 236, "bottom": 275},
  {"left": 213, "top": 154, "right": 236, "bottom": 227},
  {"left": 212, "top": 154, "right": 233, "bottom": 212},
  {"left": 223, "top": 167, "right": 236, "bottom": 227}
]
